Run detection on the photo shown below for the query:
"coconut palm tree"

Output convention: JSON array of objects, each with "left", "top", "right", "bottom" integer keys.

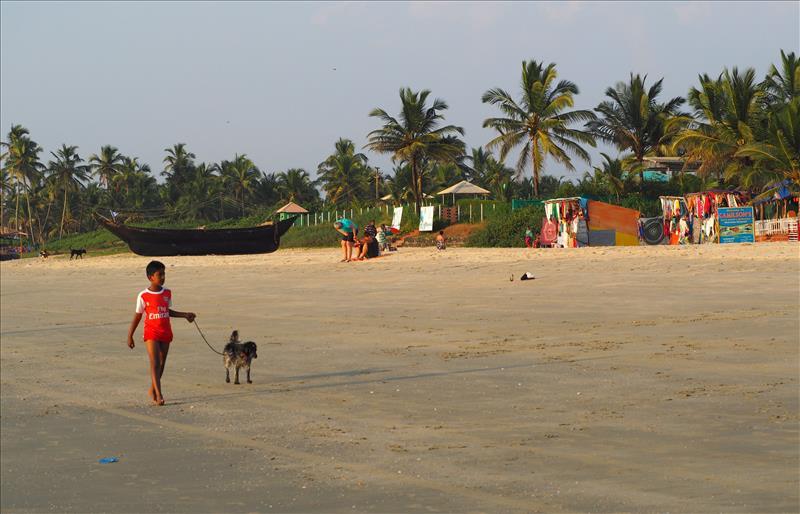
[
  {"left": 366, "top": 88, "right": 465, "bottom": 214},
  {"left": 383, "top": 164, "right": 415, "bottom": 205},
  {"left": 587, "top": 74, "right": 686, "bottom": 183},
  {"left": 47, "top": 145, "right": 91, "bottom": 239},
  {"left": 252, "top": 171, "right": 280, "bottom": 211},
  {"left": 459, "top": 147, "right": 493, "bottom": 186},
  {"left": 483, "top": 158, "right": 515, "bottom": 201},
  {"left": 221, "top": 154, "right": 259, "bottom": 216},
  {"left": 2, "top": 125, "right": 44, "bottom": 244},
  {"left": 316, "top": 138, "right": 370, "bottom": 206},
  {"left": 482, "top": 60, "right": 596, "bottom": 197},
  {"left": 163, "top": 143, "right": 196, "bottom": 203},
  {"left": 592, "top": 153, "right": 629, "bottom": 201},
  {"left": 673, "top": 67, "right": 766, "bottom": 185},
  {"left": 735, "top": 99, "right": 800, "bottom": 186},
  {"left": 277, "top": 168, "right": 318, "bottom": 205},
  {"left": 764, "top": 50, "right": 799, "bottom": 106},
  {"left": 88, "top": 145, "right": 124, "bottom": 191}
]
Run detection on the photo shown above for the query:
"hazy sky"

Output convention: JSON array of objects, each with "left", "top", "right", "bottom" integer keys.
[{"left": 1, "top": 1, "right": 798, "bottom": 183}]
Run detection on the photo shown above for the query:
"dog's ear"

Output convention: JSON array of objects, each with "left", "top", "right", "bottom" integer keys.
[{"left": 229, "top": 330, "right": 239, "bottom": 343}]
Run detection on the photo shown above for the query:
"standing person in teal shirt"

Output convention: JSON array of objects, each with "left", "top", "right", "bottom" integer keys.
[{"left": 333, "top": 218, "right": 358, "bottom": 262}]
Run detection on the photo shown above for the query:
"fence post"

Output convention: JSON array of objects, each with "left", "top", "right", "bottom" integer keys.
[
  {"left": 470, "top": 204, "right": 473, "bottom": 222},
  {"left": 438, "top": 204, "right": 441, "bottom": 220},
  {"left": 457, "top": 205, "right": 460, "bottom": 222},
  {"left": 481, "top": 203, "right": 483, "bottom": 222}
]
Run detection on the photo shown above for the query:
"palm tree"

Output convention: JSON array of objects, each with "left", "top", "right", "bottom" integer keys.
[
  {"left": 0, "top": 160, "right": 9, "bottom": 230},
  {"left": 2, "top": 125, "right": 44, "bottom": 244},
  {"left": 483, "top": 158, "right": 515, "bottom": 201},
  {"left": 47, "top": 145, "right": 91, "bottom": 239},
  {"left": 460, "top": 147, "right": 493, "bottom": 186},
  {"left": 537, "top": 175, "right": 564, "bottom": 199},
  {"left": 162, "top": 143, "right": 196, "bottom": 203},
  {"left": 277, "top": 168, "right": 317, "bottom": 205},
  {"left": 587, "top": 74, "right": 686, "bottom": 183},
  {"left": 482, "top": 60, "right": 596, "bottom": 197},
  {"left": 592, "top": 153, "right": 628, "bottom": 201},
  {"left": 383, "top": 164, "right": 416, "bottom": 205},
  {"left": 221, "top": 154, "right": 259, "bottom": 216},
  {"left": 252, "top": 172, "right": 280, "bottom": 211},
  {"left": 673, "top": 67, "right": 766, "bottom": 185},
  {"left": 764, "top": 50, "right": 799, "bottom": 106},
  {"left": 366, "top": 88, "right": 465, "bottom": 214},
  {"left": 88, "top": 145, "right": 124, "bottom": 191},
  {"left": 316, "top": 138, "right": 370, "bottom": 206},
  {"left": 735, "top": 99, "right": 800, "bottom": 186}
]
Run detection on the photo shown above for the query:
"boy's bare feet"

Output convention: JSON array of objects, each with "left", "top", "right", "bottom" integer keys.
[{"left": 157, "top": 398, "right": 165, "bottom": 406}]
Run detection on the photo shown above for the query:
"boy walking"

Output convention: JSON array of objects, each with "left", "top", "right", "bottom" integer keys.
[{"left": 127, "top": 260, "right": 195, "bottom": 405}]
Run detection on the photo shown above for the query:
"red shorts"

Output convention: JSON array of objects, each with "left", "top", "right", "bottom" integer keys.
[{"left": 144, "top": 325, "right": 173, "bottom": 343}]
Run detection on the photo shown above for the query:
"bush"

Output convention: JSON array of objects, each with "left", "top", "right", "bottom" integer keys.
[{"left": 466, "top": 205, "right": 544, "bottom": 247}]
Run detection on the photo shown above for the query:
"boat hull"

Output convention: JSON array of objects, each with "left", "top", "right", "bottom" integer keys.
[{"left": 97, "top": 216, "right": 297, "bottom": 256}]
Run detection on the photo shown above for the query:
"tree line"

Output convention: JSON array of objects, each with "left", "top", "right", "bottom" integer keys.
[{"left": 2, "top": 50, "right": 797, "bottom": 244}]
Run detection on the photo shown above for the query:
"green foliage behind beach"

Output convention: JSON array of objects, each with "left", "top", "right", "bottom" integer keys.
[{"left": 466, "top": 206, "right": 545, "bottom": 247}]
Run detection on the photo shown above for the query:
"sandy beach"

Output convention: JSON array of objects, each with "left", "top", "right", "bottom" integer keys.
[{"left": 1, "top": 244, "right": 798, "bottom": 513}]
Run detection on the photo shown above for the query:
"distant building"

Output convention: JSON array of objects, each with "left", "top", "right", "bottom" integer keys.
[{"left": 641, "top": 157, "right": 700, "bottom": 182}]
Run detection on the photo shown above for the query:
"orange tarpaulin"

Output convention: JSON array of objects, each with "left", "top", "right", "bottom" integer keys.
[{"left": 587, "top": 200, "right": 640, "bottom": 246}]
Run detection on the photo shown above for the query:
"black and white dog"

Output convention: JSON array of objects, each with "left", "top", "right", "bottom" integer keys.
[{"left": 223, "top": 330, "right": 258, "bottom": 384}]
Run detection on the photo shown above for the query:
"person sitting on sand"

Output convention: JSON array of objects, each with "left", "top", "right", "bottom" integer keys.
[
  {"left": 334, "top": 218, "right": 358, "bottom": 262},
  {"left": 364, "top": 220, "right": 378, "bottom": 239},
  {"left": 376, "top": 224, "right": 389, "bottom": 253},
  {"left": 436, "top": 230, "right": 446, "bottom": 251},
  {"left": 355, "top": 232, "right": 379, "bottom": 260}
]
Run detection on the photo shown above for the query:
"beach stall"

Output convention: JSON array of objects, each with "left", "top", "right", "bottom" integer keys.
[
  {"left": 751, "top": 180, "right": 800, "bottom": 242},
  {"left": 685, "top": 190, "right": 750, "bottom": 243},
  {"left": 437, "top": 180, "right": 491, "bottom": 205},
  {"left": 586, "top": 200, "right": 641, "bottom": 246},
  {"left": 541, "top": 197, "right": 640, "bottom": 247},
  {"left": 542, "top": 197, "right": 586, "bottom": 247},
  {"left": 656, "top": 196, "right": 691, "bottom": 244},
  {"left": 275, "top": 201, "right": 309, "bottom": 226}
]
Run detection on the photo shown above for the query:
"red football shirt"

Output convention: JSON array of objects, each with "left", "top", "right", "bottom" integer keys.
[{"left": 135, "top": 288, "right": 173, "bottom": 343}]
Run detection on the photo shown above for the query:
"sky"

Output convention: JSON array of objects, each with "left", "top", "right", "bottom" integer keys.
[{"left": 1, "top": 1, "right": 798, "bottom": 184}]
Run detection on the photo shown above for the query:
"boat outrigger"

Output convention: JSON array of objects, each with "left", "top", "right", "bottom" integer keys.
[{"left": 95, "top": 214, "right": 297, "bottom": 256}]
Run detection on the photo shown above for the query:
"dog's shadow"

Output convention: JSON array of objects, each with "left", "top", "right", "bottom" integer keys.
[{"left": 166, "top": 363, "right": 543, "bottom": 406}]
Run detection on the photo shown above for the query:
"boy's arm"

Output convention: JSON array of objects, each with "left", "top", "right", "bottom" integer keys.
[
  {"left": 169, "top": 309, "right": 196, "bottom": 322},
  {"left": 127, "top": 313, "right": 143, "bottom": 349}
]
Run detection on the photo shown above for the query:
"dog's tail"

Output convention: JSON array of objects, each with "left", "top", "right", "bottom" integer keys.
[{"left": 229, "top": 330, "right": 239, "bottom": 343}]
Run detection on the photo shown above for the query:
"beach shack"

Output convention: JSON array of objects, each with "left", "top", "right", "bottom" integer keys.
[
  {"left": 685, "top": 190, "right": 750, "bottom": 243},
  {"left": 0, "top": 229, "right": 27, "bottom": 260},
  {"left": 751, "top": 180, "right": 800, "bottom": 242},
  {"left": 542, "top": 197, "right": 640, "bottom": 247},
  {"left": 275, "top": 201, "right": 308, "bottom": 226}
]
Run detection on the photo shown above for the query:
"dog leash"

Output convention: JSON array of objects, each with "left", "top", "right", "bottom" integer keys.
[{"left": 193, "top": 320, "right": 224, "bottom": 356}]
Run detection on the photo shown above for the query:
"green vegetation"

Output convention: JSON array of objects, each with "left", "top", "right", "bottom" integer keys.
[
  {"left": 1, "top": 51, "right": 797, "bottom": 251},
  {"left": 467, "top": 206, "right": 545, "bottom": 247}
]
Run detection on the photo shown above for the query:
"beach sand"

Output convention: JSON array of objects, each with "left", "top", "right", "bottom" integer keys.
[{"left": 1, "top": 244, "right": 798, "bottom": 513}]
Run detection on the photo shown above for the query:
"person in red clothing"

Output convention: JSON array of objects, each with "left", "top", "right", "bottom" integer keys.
[{"left": 127, "top": 260, "right": 195, "bottom": 406}]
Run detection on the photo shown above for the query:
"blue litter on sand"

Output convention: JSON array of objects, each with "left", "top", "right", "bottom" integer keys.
[{"left": 98, "top": 457, "right": 119, "bottom": 464}]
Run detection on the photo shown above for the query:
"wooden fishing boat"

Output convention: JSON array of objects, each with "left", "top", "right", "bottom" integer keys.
[{"left": 95, "top": 214, "right": 297, "bottom": 256}]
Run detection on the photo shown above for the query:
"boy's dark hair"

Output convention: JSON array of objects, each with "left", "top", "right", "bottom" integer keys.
[
  {"left": 439, "top": 230, "right": 444, "bottom": 235},
  {"left": 146, "top": 260, "right": 166, "bottom": 278}
]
